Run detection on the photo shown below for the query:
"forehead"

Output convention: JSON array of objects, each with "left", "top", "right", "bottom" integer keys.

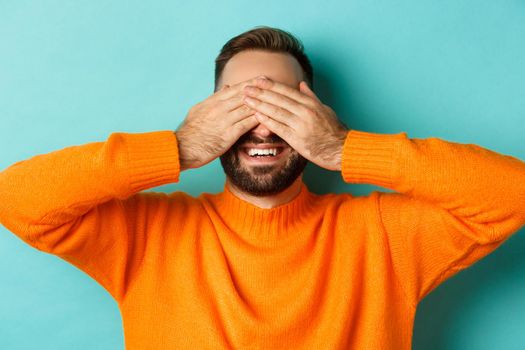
[{"left": 219, "top": 49, "right": 304, "bottom": 89}]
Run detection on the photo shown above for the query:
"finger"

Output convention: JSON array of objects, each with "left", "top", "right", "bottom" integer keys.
[
  {"left": 299, "top": 81, "right": 321, "bottom": 103},
  {"left": 214, "top": 75, "right": 268, "bottom": 101},
  {"left": 215, "top": 80, "right": 260, "bottom": 112},
  {"left": 219, "top": 91, "right": 249, "bottom": 112},
  {"left": 230, "top": 115, "right": 260, "bottom": 140},
  {"left": 243, "top": 86, "right": 310, "bottom": 117},
  {"left": 243, "top": 96, "right": 294, "bottom": 127},
  {"left": 254, "top": 112, "right": 294, "bottom": 141},
  {"left": 252, "top": 77, "right": 317, "bottom": 107},
  {"left": 228, "top": 104, "right": 257, "bottom": 123}
]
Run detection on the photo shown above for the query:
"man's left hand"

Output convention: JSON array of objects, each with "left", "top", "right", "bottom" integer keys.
[{"left": 241, "top": 77, "right": 349, "bottom": 171}]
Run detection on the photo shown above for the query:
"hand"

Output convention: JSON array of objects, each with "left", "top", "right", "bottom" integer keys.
[
  {"left": 241, "top": 77, "right": 349, "bottom": 171},
  {"left": 176, "top": 77, "right": 265, "bottom": 170}
]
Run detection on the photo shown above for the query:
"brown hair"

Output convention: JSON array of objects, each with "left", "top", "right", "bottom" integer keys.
[{"left": 214, "top": 26, "right": 314, "bottom": 92}]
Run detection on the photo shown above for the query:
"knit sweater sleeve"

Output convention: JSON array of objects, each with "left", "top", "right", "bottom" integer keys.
[
  {"left": 0, "top": 130, "right": 181, "bottom": 303},
  {"left": 341, "top": 129, "right": 525, "bottom": 306}
]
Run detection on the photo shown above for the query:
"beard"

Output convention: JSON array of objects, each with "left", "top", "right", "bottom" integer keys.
[{"left": 219, "top": 133, "right": 308, "bottom": 197}]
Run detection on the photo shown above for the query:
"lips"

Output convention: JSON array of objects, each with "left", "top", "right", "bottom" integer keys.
[
  {"left": 244, "top": 146, "right": 283, "bottom": 156},
  {"left": 239, "top": 144, "right": 290, "bottom": 164}
]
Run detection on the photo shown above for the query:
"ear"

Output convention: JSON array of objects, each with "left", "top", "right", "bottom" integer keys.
[{"left": 299, "top": 81, "right": 320, "bottom": 102}]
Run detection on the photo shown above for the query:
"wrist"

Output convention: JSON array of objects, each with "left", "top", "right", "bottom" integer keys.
[
  {"left": 174, "top": 131, "right": 195, "bottom": 172},
  {"left": 332, "top": 129, "right": 348, "bottom": 172}
]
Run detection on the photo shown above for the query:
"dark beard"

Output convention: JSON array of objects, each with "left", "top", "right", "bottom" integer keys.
[{"left": 219, "top": 133, "right": 308, "bottom": 197}]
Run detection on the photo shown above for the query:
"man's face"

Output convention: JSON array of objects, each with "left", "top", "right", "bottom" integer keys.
[{"left": 217, "top": 50, "right": 308, "bottom": 196}]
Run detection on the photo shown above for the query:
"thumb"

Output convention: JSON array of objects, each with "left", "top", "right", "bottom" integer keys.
[{"left": 299, "top": 81, "right": 320, "bottom": 102}]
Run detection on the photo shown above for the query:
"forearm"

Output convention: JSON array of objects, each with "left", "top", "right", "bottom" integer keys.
[
  {"left": 341, "top": 129, "right": 525, "bottom": 242},
  {"left": 0, "top": 130, "right": 180, "bottom": 238}
]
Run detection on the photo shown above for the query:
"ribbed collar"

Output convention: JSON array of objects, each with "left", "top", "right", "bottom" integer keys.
[{"left": 209, "top": 182, "right": 318, "bottom": 246}]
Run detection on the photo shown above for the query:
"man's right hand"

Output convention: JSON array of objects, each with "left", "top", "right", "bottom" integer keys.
[{"left": 175, "top": 76, "right": 266, "bottom": 171}]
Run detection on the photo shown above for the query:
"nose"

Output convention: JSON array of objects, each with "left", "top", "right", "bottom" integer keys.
[{"left": 249, "top": 119, "right": 273, "bottom": 138}]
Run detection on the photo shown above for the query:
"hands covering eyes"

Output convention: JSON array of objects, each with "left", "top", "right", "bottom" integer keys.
[
  {"left": 176, "top": 75, "right": 348, "bottom": 172},
  {"left": 241, "top": 77, "right": 349, "bottom": 171}
]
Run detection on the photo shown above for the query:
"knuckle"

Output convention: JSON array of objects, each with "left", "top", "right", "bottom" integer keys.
[
  {"left": 256, "top": 78, "right": 271, "bottom": 88},
  {"left": 277, "top": 107, "right": 288, "bottom": 119},
  {"left": 235, "top": 105, "right": 250, "bottom": 116},
  {"left": 234, "top": 105, "right": 245, "bottom": 114},
  {"left": 233, "top": 122, "right": 243, "bottom": 132},
  {"left": 304, "top": 108, "right": 316, "bottom": 118},
  {"left": 306, "top": 99, "right": 320, "bottom": 108},
  {"left": 233, "top": 120, "right": 246, "bottom": 130},
  {"left": 246, "top": 96, "right": 259, "bottom": 105},
  {"left": 267, "top": 104, "right": 277, "bottom": 115},
  {"left": 299, "top": 105, "right": 311, "bottom": 116},
  {"left": 233, "top": 121, "right": 249, "bottom": 134},
  {"left": 240, "top": 79, "right": 255, "bottom": 90}
]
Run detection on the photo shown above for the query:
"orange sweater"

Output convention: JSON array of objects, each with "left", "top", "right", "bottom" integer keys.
[{"left": 1, "top": 129, "right": 524, "bottom": 349}]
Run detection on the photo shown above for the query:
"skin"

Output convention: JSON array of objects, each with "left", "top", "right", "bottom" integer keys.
[{"left": 176, "top": 50, "right": 348, "bottom": 208}]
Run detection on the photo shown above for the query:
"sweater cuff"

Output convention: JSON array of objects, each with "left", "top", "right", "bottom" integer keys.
[
  {"left": 120, "top": 130, "right": 181, "bottom": 193},
  {"left": 341, "top": 129, "right": 406, "bottom": 188}
]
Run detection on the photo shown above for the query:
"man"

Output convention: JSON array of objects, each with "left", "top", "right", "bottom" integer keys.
[{"left": 0, "top": 26, "right": 524, "bottom": 349}]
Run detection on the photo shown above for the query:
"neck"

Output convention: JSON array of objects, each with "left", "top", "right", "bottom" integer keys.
[{"left": 225, "top": 176, "right": 304, "bottom": 209}]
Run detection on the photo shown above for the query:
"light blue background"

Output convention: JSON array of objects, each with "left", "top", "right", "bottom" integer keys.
[{"left": 1, "top": 1, "right": 524, "bottom": 349}]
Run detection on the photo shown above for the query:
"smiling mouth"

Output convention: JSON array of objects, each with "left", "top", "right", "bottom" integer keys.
[
  {"left": 242, "top": 146, "right": 285, "bottom": 157},
  {"left": 238, "top": 145, "right": 290, "bottom": 163}
]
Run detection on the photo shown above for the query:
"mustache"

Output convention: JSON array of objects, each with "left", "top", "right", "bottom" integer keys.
[{"left": 235, "top": 133, "right": 288, "bottom": 146}]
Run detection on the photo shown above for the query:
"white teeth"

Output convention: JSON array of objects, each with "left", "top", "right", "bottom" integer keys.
[{"left": 247, "top": 148, "right": 278, "bottom": 156}]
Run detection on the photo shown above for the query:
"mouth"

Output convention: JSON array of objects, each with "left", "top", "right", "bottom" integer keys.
[{"left": 239, "top": 144, "right": 290, "bottom": 164}]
